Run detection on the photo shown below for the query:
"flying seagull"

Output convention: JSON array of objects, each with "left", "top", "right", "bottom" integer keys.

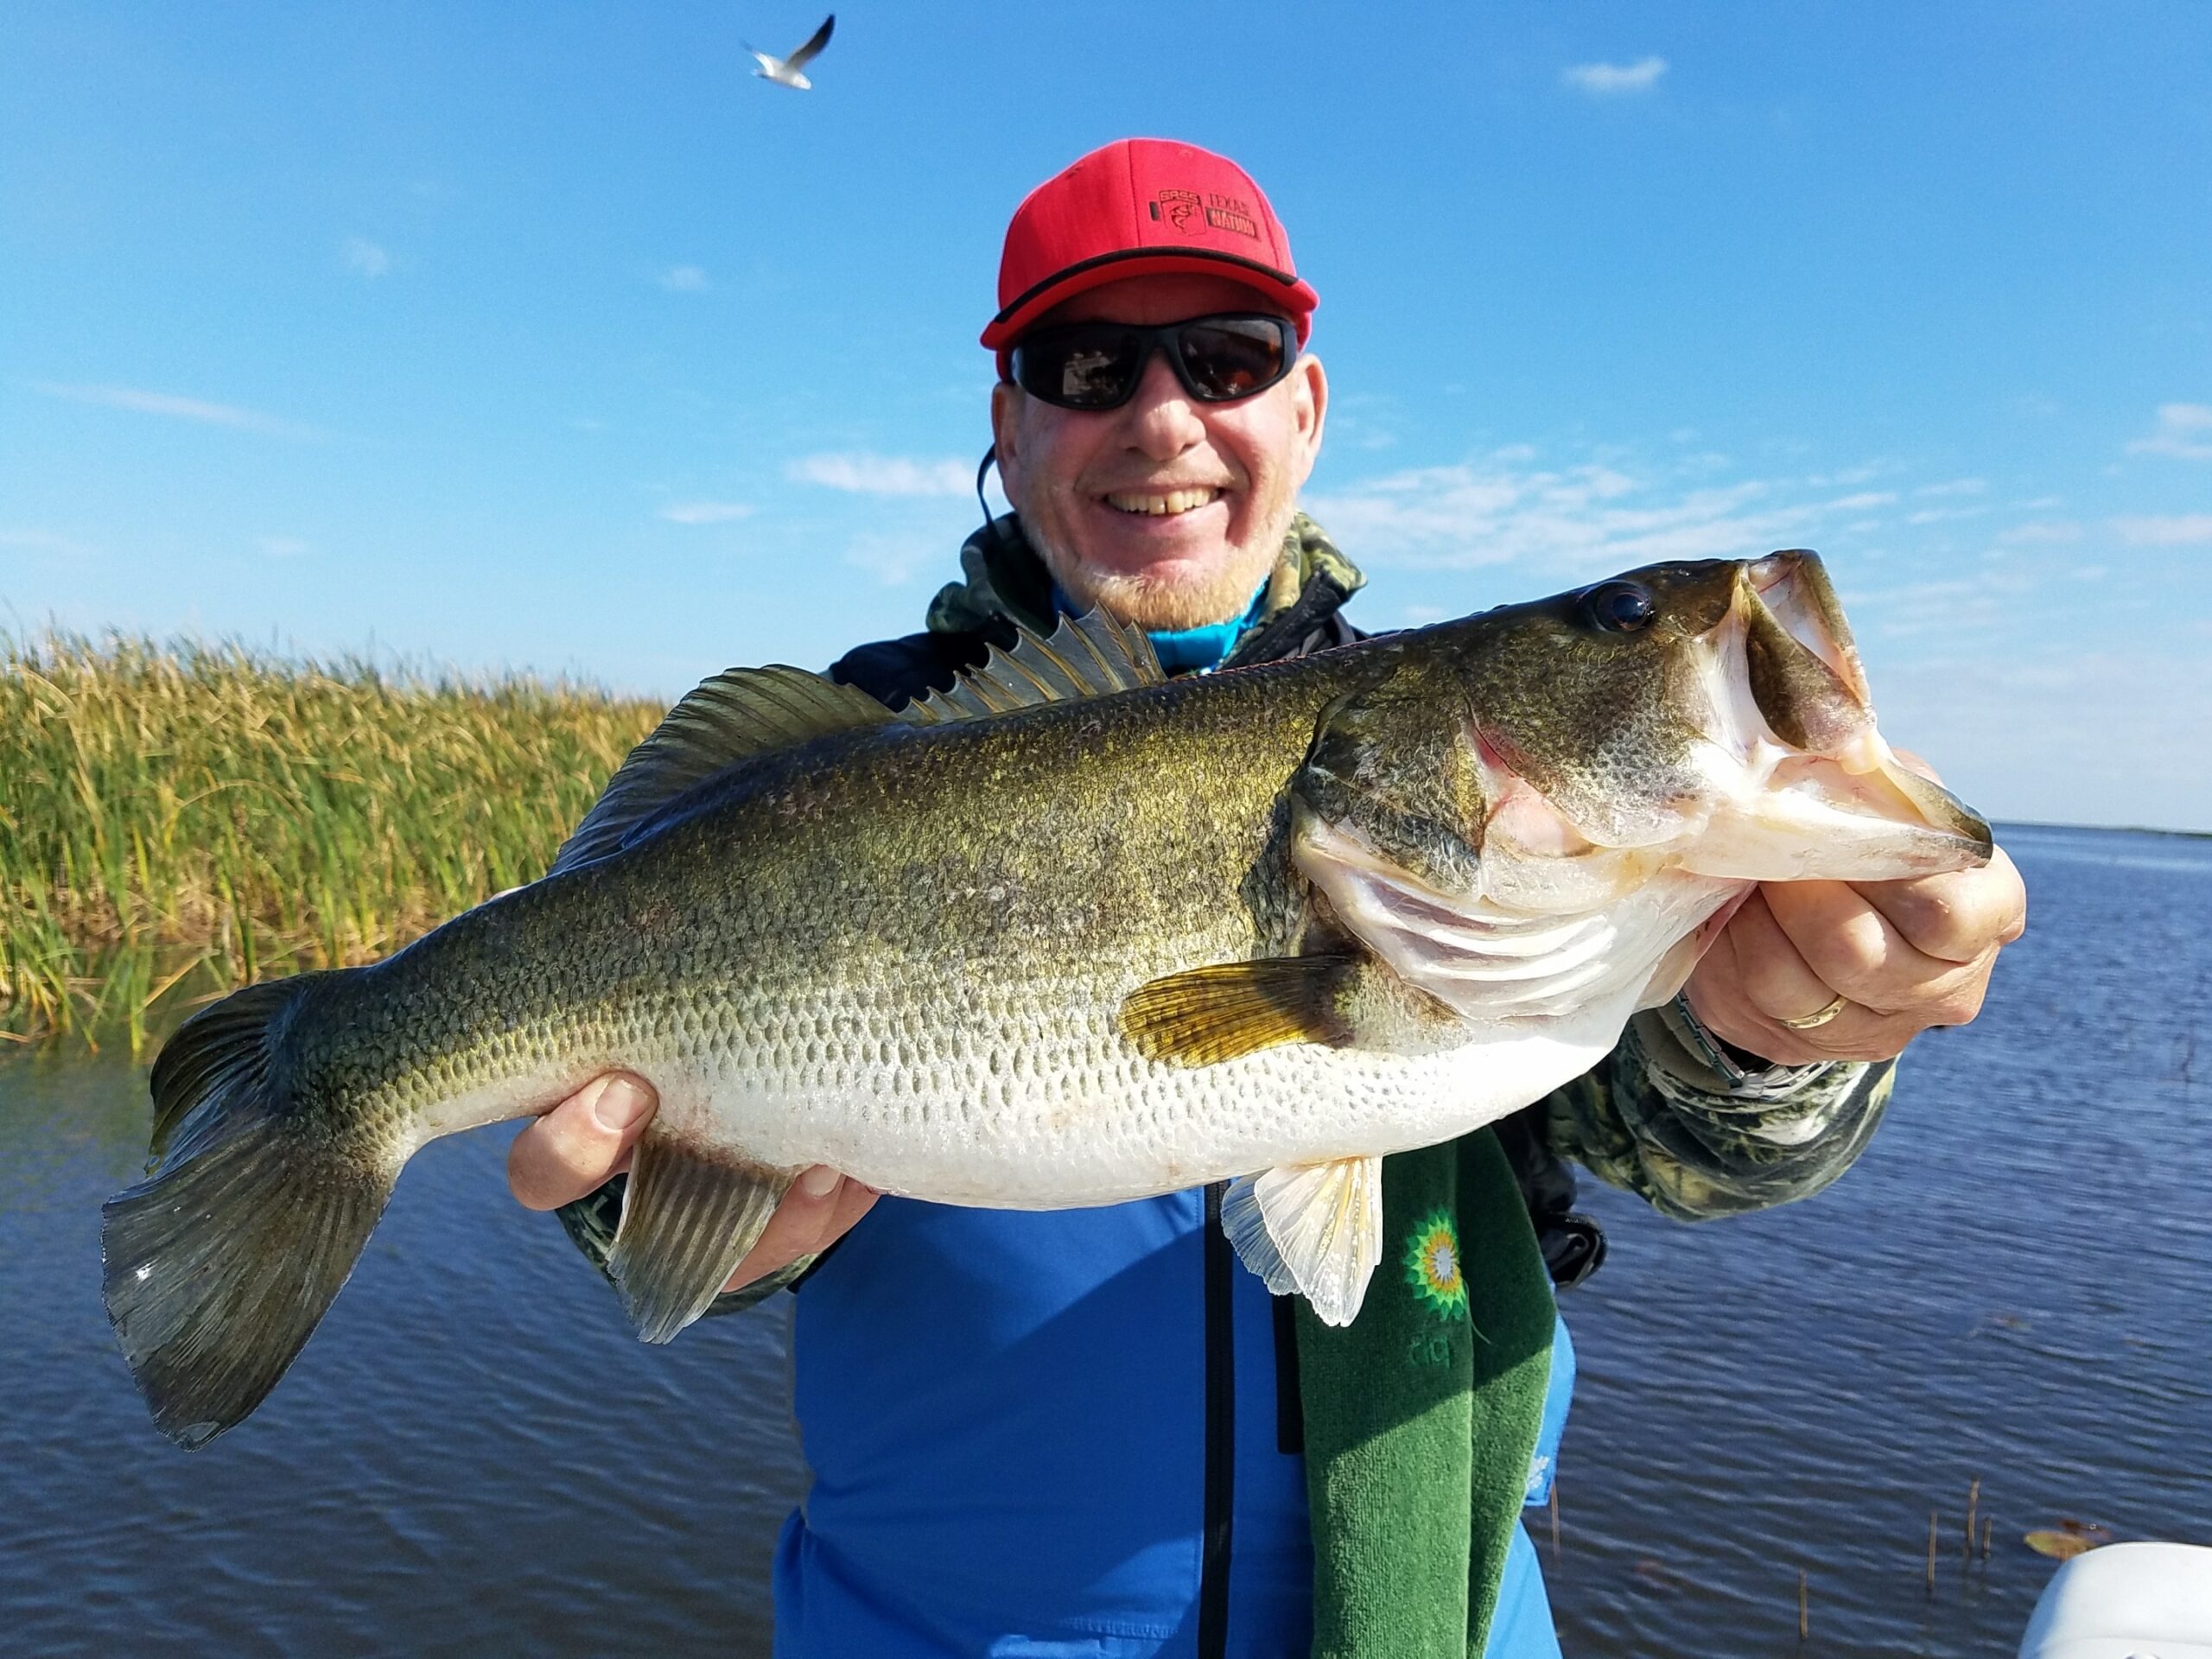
[{"left": 744, "top": 14, "right": 834, "bottom": 89}]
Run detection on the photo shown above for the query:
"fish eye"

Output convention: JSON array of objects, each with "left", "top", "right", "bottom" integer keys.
[{"left": 1581, "top": 581, "right": 1656, "bottom": 634}]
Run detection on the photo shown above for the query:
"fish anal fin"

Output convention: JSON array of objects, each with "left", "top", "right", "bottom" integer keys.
[
  {"left": 552, "top": 666, "right": 899, "bottom": 874},
  {"left": 907, "top": 610, "right": 1164, "bottom": 725},
  {"left": 1223, "top": 1156, "right": 1384, "bottom": 1326},
  {"left": 608, "top": 1135, "right": 792, "bottom": 1344},
  {"left": 1118, "top": 955, "right": 1357, "bottom": 1068}
]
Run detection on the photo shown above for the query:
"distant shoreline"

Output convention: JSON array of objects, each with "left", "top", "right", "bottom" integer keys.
[{"left": 1995, "top": 820, "right": 2212, "bottom": 842}]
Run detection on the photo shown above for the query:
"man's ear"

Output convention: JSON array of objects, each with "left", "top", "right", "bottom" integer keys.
[
  {"left": 990, "top": 381, "right": 1025, "bottom": 506},
  {"left": 1288, "top": 353, "right": 1329, "bottom": 491}
]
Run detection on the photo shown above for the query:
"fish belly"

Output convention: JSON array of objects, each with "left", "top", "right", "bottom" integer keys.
[{"left": 667, "top": 995, "right": 1629, "bottom": 1211}]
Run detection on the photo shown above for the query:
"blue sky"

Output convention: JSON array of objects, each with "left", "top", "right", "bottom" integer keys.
[{"left": 4, "top": 3, "right": 2209, "bottom": 829}]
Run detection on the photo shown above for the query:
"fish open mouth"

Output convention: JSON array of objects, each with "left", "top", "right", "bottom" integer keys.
[
  {"left": 1685, "top": 550, "right": 1993, "bottom": 881},
  {"left": 1746, "top": 550, "right": 1871, "bottom": 709}
]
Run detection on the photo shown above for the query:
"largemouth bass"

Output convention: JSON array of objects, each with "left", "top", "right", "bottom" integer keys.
[{"left": 103, "top": 551, "right": 1989, "bottom": 1447}]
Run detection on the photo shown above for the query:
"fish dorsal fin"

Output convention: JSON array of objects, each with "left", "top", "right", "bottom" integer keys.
[
  {"left": 906, "top": 609, "right": 1165, "bottom": 724},
  {"left": 550, "top": 665, "right": 899, "bottom": 874}
]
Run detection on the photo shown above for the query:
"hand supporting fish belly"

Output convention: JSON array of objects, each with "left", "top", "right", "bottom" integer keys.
[{"left": 101, "top": 550, "right": 1991, "bottom": 1447}]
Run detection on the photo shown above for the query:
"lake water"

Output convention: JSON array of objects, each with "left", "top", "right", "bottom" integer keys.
[{"left": 3, "top": 823, "right": 2205, "bottom": 1656}]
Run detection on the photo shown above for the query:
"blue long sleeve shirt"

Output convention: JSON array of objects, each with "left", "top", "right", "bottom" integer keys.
[{"left": 769, "top": 1192, "right": 1568, "bottom": 1657}]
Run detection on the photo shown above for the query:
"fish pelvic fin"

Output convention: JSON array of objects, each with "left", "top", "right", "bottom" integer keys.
[
  {"left": 103, "top": 973, "right": 397, "bottom": 1449},
  {"left": 1118, "top": 955, "right": 1359, "bottom": 1067},
  {"left": 551, "top": 666, "right": 902, "bottom": 875},
  {"left": 608, "top": 1135, "right": 792, "bottom": 1344},
  {"left": 1223, "top": 1156, "right": 1384, "bottom": 1327},
  {"left": 905, "top": 609, "right": 1163, "bottom": 724}
]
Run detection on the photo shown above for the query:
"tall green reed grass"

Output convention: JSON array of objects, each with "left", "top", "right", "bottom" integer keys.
[{"left": 2, "top": 629, "right": 662, "bottom": 1050}]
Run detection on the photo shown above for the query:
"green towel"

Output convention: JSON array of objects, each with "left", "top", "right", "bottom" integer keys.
[{"left": 1296, "top": 1128, "right": 1557, "bottom": 1657}]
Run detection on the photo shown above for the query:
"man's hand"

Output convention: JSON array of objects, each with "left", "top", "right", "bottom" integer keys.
[
  {"left": 507, "top": 1073, "right": 878, "bottom": 1294},
  {"left": 1686, "top": 842, "right": 2027, "bottom": 1066}
]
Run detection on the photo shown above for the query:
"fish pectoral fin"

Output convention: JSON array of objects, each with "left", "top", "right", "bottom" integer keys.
[
  {"left": 550, "top": 666, "right": 899, "bottom": 874},
  {"left": 1636, "top": 925, "right": 1711, "bottom": 1010},
  {"left": 608, "top": 1135, "right": 792, "bottom": 1344},
  {"left": 1222, "top": 1156, "right": 1384, "bottom": 1327},
  {"left": 1117, "top": 956, "right": 1358, "bottom": 1067}
]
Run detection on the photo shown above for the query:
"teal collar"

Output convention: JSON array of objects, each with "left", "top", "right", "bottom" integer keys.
[{"left": 1051, "top": 579, "right": 1271, "bottom": 677}]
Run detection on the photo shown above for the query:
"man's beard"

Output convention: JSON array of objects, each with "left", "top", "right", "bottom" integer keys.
[{"left": 1032, "top": 516, "right": 1287, "bottom": 633}]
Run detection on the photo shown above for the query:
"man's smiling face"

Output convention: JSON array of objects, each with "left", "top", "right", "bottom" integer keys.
[{"left": 991, "top": 273, "right": 1329, "bottom": 632}]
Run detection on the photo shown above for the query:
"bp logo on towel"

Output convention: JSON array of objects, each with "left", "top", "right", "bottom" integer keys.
[{"left": 1404, "top": 1209, "right": 1470, "bottom": 1323}]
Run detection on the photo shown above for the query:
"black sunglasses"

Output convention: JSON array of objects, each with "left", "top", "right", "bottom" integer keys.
[{"left": 1008, "top": 313, "right": 1298, "bottom": 411}]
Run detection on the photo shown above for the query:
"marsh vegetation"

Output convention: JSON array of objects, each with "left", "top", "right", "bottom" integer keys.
[{"left": 0, "top": 630, "right": 659, "bottom": 1047}]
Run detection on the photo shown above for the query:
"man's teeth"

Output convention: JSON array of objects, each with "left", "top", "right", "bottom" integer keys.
[{"left": 1103, "top": 488, "right": 1221, "bottom": 517}]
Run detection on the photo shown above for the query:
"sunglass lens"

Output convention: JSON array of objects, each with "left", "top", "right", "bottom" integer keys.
[
  {"left": 1177, "top": 320, "right": 1288, "bottom": 400},
  {"left": 1019, "top": 327, "right": 1141, "bottom": 408}
]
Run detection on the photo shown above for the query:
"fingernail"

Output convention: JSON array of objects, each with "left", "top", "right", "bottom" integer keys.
[
  {"left": 798, "top": 1166, "right": 841, "bottom": 1200},
  {"left": 592, "top": 1076, "right": 654, "bottom": 1134}
]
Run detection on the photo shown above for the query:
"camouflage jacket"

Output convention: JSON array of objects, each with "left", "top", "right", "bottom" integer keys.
[{"left": 557, "top": 513, "right": 1897, "bottom": 1300}]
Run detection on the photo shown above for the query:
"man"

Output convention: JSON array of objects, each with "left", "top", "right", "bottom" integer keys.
[{"left": 509, "top": 139, "right": 2025, "bottom": 1656}]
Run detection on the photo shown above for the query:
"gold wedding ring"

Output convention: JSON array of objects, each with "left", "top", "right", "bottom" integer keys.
[{"left": 1777, "top": 992, "right": 1851, "bottom": 1031}]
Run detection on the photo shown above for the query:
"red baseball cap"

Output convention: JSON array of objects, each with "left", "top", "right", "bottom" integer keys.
[{"left": 982, "top": 137, "right": 1319, "bottom": 377}]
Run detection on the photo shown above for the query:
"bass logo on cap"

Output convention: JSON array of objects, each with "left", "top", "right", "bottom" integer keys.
[{"left": 1150, "top": 188, "right": 1202, "bottom": 232}]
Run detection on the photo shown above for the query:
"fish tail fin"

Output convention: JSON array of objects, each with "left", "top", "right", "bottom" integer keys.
[{"left": 102, "top": 972, "right": 397, "bottom": 1449}]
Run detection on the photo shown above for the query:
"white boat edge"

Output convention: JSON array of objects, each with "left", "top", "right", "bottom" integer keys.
[{"left": 2019, "top": 1541, "right": 2212, "bottom": 1659}]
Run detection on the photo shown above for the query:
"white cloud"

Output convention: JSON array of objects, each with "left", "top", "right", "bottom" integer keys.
[
  {"left": 2128, "top": 403, "right": 2212, "bottom": 462},
  {"left": 843, "top": 531, "right": 943, "bottom": 587},
  {"left": 258, "top": 536, "right": 309, "bottom": 556},
  {"left": 0, "top": 527, "right": 93, "bottom": 556},
  {"left": 1854, "top": 565, "right": 2043, "bottom": 640},
  {"left": 1915, "top": 477, "right": 1987, "bottom": 498},
  {"left": 658, "top": 264, "right": 710, "bottom": 293},
  {"left": 2113, "top": 513, "right": 2212, "bottom": 546},
  {"left": 1562, "top": 56, "right": 1668, "bottom": 95},
  {"left": 1824, "top": 491, "right": 1897, "bottom": 512},
  {"left": 789, "top": 452, "right": 972, "bottom": 498},
  {"left": 28, "top": 381, "right": 318, "bottom": 439},
  {"left": 658, "top": 500, "right": 754, "bottom": 524},
  {"left": 1873, "top": 652, "right": 2212, "bottom": 830},
  {"left": 342, "top": 236, "right": 390, "bottom": 278},
  {"left": 1997, "top": 520, "right": 2083, "bottom": 546},
  {"left": 1303, "top": 449, "right": 1809, "bottom": 576}
]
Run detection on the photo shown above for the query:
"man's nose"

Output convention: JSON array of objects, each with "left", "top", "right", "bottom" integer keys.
[{"left": 1119, "top": 350, "right": 1206, "bottom": 461}]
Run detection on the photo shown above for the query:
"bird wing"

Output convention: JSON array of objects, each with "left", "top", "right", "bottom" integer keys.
[
  {"left": 741, "top": 44, "right": 785, "bottom": 74},
  {"left": 784, "top": 13, "right": 834, "bottom": 71}
]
